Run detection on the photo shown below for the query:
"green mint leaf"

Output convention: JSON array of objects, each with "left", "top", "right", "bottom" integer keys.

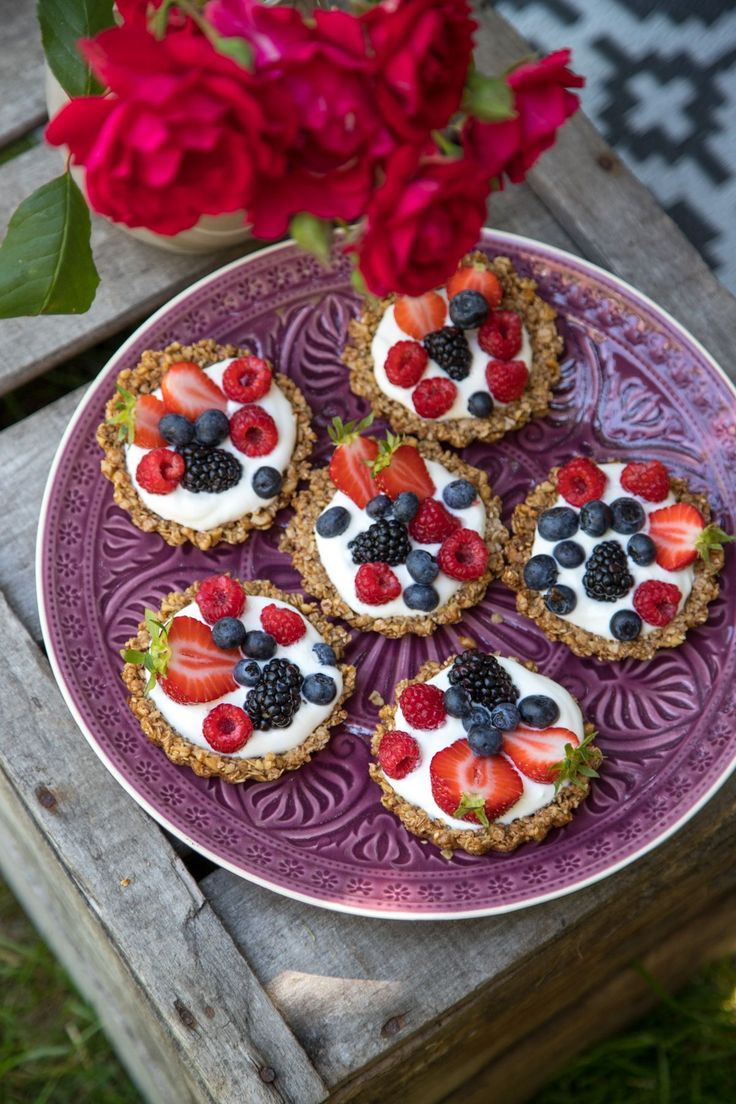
[
  {"left": 289, "top": 213, "right": 334, "bottom": 264},
  {"left": 463, "top": 70, "right": 515, "bottom": 123},
  {"left": 38, "top": 0, "right": 115, "bottom": 98}
]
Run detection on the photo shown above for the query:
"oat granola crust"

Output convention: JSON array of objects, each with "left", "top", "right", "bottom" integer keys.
[
  {"left": 503, "top": 468, "right": 723, "bottom": 660},
  {"left": 369, "top": 655, "right": 600, "bottom": 855},
  {"left": 122, "top": 579, "right": 356, "bottom": 783},
  {"left": 96, "top": 339, "right": 316, "bottom": 550},
  {"left": 281, "top": 439, "right": 508, "bottom": 638},
  {"left": 343, "top": 251, "right": 563, "bottom": 447}
]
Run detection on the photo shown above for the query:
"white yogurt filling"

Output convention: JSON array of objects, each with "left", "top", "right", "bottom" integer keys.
[
  {"left": 529, "top": 462, "right": 695, "bottom": 639},
  {"left": 149, "top": 595, "right": 343, "bottom": 758},
  {"left": 386, "top": 657, "right": 584, "bottom": 831},
  {"left": 314, "top": 459, "right": 487, "bottom": 618},
  {"left": 125, "top": 359, "right": 297, "bottom": 530},
  {"left": 370, "top": 290, "right": 532, "bottom": 421}
]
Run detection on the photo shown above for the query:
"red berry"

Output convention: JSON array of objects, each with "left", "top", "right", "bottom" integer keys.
[
  {"left": 447, "top": 264, "right": 503, "bottom": 308},
  {"left": 160, "top": 617, "right": 239, "bottom": 704},
  {"left": 260, "top": 602, "right": 305, "bottom": 645},
  {"left": 160, "top": 361, "right": 228, "bottom": 419},
  {"left": 621, "top": 461, "right": 670, "bottom": 503},
  {"left": 394, "top": 291, "right": 446, "bottom": 339},
  {"left": 229, "top": 405, "right": 278, "bottom": 456},
  {"left": 399, "top": 682, "right": 446, "bottom": 729},
  {"left": 502, "top": 725, "right": 579, "bottom": 784},
  {"left": 648, "top": 502, "right": 705, "bottom": 571},
  {"left": 374, "top": 443, "right": 435, "bottom": 501},
  {"left": 133, "top": 394, "right": 167, "bottom": 448},
  {"left": 557, "top": 457, "right": 607, "bottom": 507},
  {"left": 222, "top": 356, "right": 272, "bottom": 403},
  {"left": 408, "top": 497, "right": 461, "bottom": 544},
  {"left": 485, "top": 358, "right": 528, "bottom": 403},
  {"left": 378, "top": 730, "right": 420, "bottom": 779},
  {"left": 437, "top": 528, "right": 489, "bottom": 581},
  {"left": 633, "top": 579, "right": 682, "bottom": 626},
  {"left": 136, "top": 447, "right": 185, "bottom": 494},
  {"left": 430, "top": 739, "right": 523, "bottom": 826},
  {"left": 328, "top": 416, "right": 380, "bottom": 508},
  {"left": 384, "top": 341, "right": 428, "bottom": 388},
  {"left": 203, "top": 703, "right": 252, "bottom": 754},
  {"left": 478, "top": 309, "right": 522, "bottom": 359},
  {"left": 355, "top": 562, "right": 401, "bottom": 605},
  {"left": 412, "top": 376, "right": 457, "bottom": 418},
  {"left": 196, "top": 575, "right": 245, "bottom": 624}
]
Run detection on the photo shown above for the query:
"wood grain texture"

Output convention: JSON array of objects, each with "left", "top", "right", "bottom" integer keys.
[{"left": 0, "top": 0, "right": 46, "bottom": 148}]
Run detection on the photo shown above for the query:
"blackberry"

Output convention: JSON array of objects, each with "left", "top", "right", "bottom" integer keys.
[
  {"left": 180, "top": 443, "right": 241, "bottom": 494},
  {"left": 582, "top": 540, "right": 634, "bottom": 602},
  {"left": 245, "top": 657, "right": 303, "bottom": 730},
  {"left": 349, "top": 519, "right": 411, "bottom": 566},
  {"left": 448, "top": 650, "right": 519, "bottom": 709},
  {"left": 423, "top": 327, "right": 472, "bottom": 380}
]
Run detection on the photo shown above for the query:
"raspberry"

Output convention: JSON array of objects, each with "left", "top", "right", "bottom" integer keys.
[
  {"left": 229, "top": 405, "right": 278, "bottom": 456},
  {"left": 385, "top": 341, "right": 427, "bottom": 388},
  {"left": 485, "top": 358, "right": 528, "bottom": 403},
  {"left": 437, "top": 528, "right": 489, "bottom": 580},
  {"left": 478, "top": 310, "right": 522, "bottom": 359},
  {"left": 399, "top": 682, "right": 446, "bottom": 729},
  {"left": 355, "top": 562, "right": 401, "bottom": 605},
  {"left": 378, "top": 730, "right": 420, "bottom": 779},
  {"left": 196, "top": 575, "right": 245, "bottom": 624},
  {"left": 621, "top": 460, "right": 670, "bottom": 502},
  {"left": 633, "top": 580, "right": 682, "bottom": 626},
  {"left": 412, "top": 376, "right": 457, "bottom": 418},
  {"left": 408, "top": 498, "right": 461, "bottom": 544},
  {"left": 136, "top": 447, "right": 185, "bottom": 494},
  {"left": 222, "top": 356, "right": 272, "bottom": 403},
  {"left": 260, "top": 603, "right": 305, "bottom": 645},
  {"left": 203, "top": 703, "right": 253, "bottom": 753},
  {"left": 557, "top": 457, "right": 607, "bottom": 507}
]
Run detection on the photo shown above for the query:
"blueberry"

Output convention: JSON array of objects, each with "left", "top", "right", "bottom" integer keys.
[
  {"left": 243, "top": 630, "right": 276, "bottom": 660},
  {"left": 366, "top": 494, "right": 393, "bottom": 519},
  {"left": 538, "top": 506, "right": 578, "bottom": 541},
  {"left": 518, "top": 694, "right": 560, "bottom": 728},
  {"left": 489, "top": 701, "right": 520, "bottom": 732},
  {"left": 316, "top": 505, "right": 351, "bottom": 538},
  {"left": 159, "top": 412, "right": 194, "bottom": 447},
  {"left": 312, "top": 642, "right": 337, "bottom": 666},
  {"left": 442, "top": 479, "right": 476, "bottom": 510},
  {"left": 627, "top": 533, "right": 656, "bottom": 566},
  {"left": 448, "top": 289, "right": 489, "bottom": 329},
  {"left": 461, "top": 704, "right": 492, "bottom": 732},
  {"left": 611, "top": 497, "right": 646, "bottom": 535},
  {"left": 544, "top": 584, "right": 577, "bottom": 615},
  {"left": 444, "top": 686, "right": 472, "bottom": 718},
  {"left": 610, "top": 609, "right": 642, "bottom": 641},
  {"left": 523, "top": 554, "right": 558, "bottom": 590},
  {"left": 553, "top": 540, "right": 586, "bottom": 568},
  {"left": 467, "top": 391, "right": 494, "bottom": 418},
  {"left": 194, "top": 408, "right": 230, "bottom": 447},
  {"left": 404, "top": 583, "right": 440, "bottom": 611},
  {"left": 252, "top": 465, "right": 283, "bottom": 499},
  {"left": 302, "top": 672, "right": 337, "bottom": 705},
  {"left": 580, "top": 499, "right": 612, "bottom": 537},
  {"left": 393, "top": 491, "right": 419, "bottom": 523},
  {"left": 233, "top": 659, "right": 261, "bottom": 687},
  {"left": 406, "top": 548, "right": 439, "bottom": 584},
  {"left": 467, "top": 724, "right": 503, "bottom": 757},
  {"left": 212, "top": 616, "right": 246, "bottom": 649}
]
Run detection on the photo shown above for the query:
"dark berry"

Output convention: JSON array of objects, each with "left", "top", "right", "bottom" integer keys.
[
  {"left": 442, "top": 479, "right": 476, "bottom": 510},
  {"left": 610, "top": 609, "right": 643, "bottom": 641},
  {"left": 523, "top": 554, "right": 558, "bottom": 590},
  {"left": 403, "top": 583, "right": 440, "bottom": 611},
  {"left": 443, "top": 686, "right": 472, "bottom": 718},
  {"left": 611, "top": 497, "right": 646, "bottom": 535},
  {"left": 302, "top": 672, "right": 337, "bottom": 705},
  {"left": 393, "top": 491, "right": 420, "bottom": 523},
  {"left": 180, "top": 443, "right": 241, "bottom": 494},
  {"left": 252, "top": 466, "right": 283, "bottom": 499},
  {"left": 159, "top": 412, "right": 194, "bottom": 447},
  {"left": 312, "top": 642, "right": 337, "bottom": 667},
  {"left": 449, "top": 650, "right": 519, "bottom": 709},
  {"left": 233, "top": 658, "right": 261, "bottom": 687},
  {"left": 553, "top": 540, "right": 586, "bottom": 568},
  {"left": 467, "top": 724, "right": 503, "bottom": 757},
  {"left": 406, "top": 548, "right": 439, "bottom": 584},
  {"left": 349, "top": 519, "right": 411, "bottom": 566},
  {"left": 316, "top": 505, "right": 351, "bottom": 538},
  {"left": 448, "top": 289, "right": 489, "bottom": 329},
  {"left": 423, "top": 327, "right": 472, "bottom": 380},
  {"left": 245, "top": 657, "right": 303, "bottom": 730},
  {"left": 627, "top": 533, "right": 656, "bottom": 566},
  {"left": 544, "top": 585, "right": 577, "bottom": 615},
  {"left": 243, "top": 630, "right": 276, "bottom": 660},
  {"left": 212, "top": 616, "right": 246, "bottom": 649},
  {"left": 194, "top": 408, "right": 230, "bottom": 447},
  {"left": 366, "top": 494, "right": 393, "bottom": 519},
  {"left": 583, "top": 540, "right": 634, "bottom": 601},
  {"left": 538, "top": 506, "right": 578, "bottom": 541},
  {"left": 489, "top": 701, "right": 520, "bottom": 732},
  {"left": 518, "top": 695, "right": 560, "bottom": 728},
  {"left": 579, "top": 499, "right": 613, "bottom": 537},
  {"left": 461, "top": 703, "right": 492, "bottom": 732},
  {"left": 467, "top": 391, "right": 494, "bottom": 418}
]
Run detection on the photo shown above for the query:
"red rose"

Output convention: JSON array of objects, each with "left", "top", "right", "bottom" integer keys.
[
  {"left": 46, "top": 25, "right": 279, "bottom": 235},
  {"left": 356, "top": 149, "right": 490, "bottom": 296},
  {"left": 362, "top": 0, "right": 476, "bottom": 143},
  {"left": 464, "top": 49, "right": 584, "bottom": 184}
]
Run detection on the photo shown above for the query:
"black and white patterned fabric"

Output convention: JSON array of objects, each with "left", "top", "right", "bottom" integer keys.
[{"left": 495, "top": 0, "right": 736, "bottom": 292}]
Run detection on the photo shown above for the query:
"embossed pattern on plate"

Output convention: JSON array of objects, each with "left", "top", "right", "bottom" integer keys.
[{"left": 38, "top": 232, "right": 736, "bottom": 918}]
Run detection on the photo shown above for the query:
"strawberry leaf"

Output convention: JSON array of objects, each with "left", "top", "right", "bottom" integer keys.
[
  {"left": 120, "top": 610, "right": 171, "bottom": 694},
  {"left": 552, "top": 730, "right": 601, "bottom": 793},
  {"left": 327, "top": 411, "right": 374, "bottom": 447},
  {"left": 370, "top": 431, "right": 404, "bottom": 475},
  {"left": 453, "top": 791, "right": 490, "bottom": 828},
  {"left": 695, "top": 523, "right": 736, "bottom": 564},
  {"left": 107, "top": 384, "right": 137, "bottom": 444}
]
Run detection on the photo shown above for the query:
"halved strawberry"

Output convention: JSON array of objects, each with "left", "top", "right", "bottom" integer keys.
[
  {"left": 646, "top": 502, "right": 734, "bottom": 570},
  {"left": 373, "top": 437, "right": 435, "bottom": 501},
  {"left": 447, "top": 263, "right": 503, "bottom": 308},
  {"left": 133, "top": 394, "right": 167, "bottom": 448},
  {"left": 394, "top": 291, "right": 446, "bottom": 340},
  {"left": 430, "top": 738, "right": 523, "bottom": 827},
  {"left": 159, "top": 616, "right": 239, "bottom": 704},
  {"left": 502, "top": 725, "right": 579, "bottom": 785},
  {"left": 160, "top": 361, "right": 228, "bottom": 420},
  {"left": 328, "top": 414, "right": 380, "bottom": 508}
]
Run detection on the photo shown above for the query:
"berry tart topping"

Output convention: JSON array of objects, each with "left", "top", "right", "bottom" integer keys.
[
  {"left": 355, "top": 562, "right": 402, "bottom": 605},
  {"left": 403, "top": 583, "right": 440, "bottom": 611},
  {"left": 196, "top": 575, "right": 245, "bottom": 624},
  {"left": 328, "top": 413, "right": 380, "bottom": 508},
  {"left": 302, "top": 673, "right": 337, "bottom": 705},
  {"left": 466, "top": 724, "right": 503, "bottom": 757},
  {"left": 437, "top": 528, "right": 489, "bottom": 581},
  {"left": 252, "top": 466, "right": 283, "bottom": 499},
  {"left": 538, "top": 506, "right": 578, "bottom": 542},
  {"left": 553, "top": 540, "right": 585, "bottom": 568},
  {"left": 610, "top": 497, "right": 646, "bottom": 535},
  {"left": 430, "top": 739, "right": 523, "bottom": 827},
  {"left": 316, "top": 505, "right": 351, "bottom": 538},
  {"left": 544, "top": 584, "right": 577, "bottom": 615},
  {"left": 245, "top": 657, "right": 303, "bottom": 730},
  {"left": 194, "top": 408, "right": 230, "bottom": 447},
  {"left": 406, "top": 548, "right": 439, "bottom": 583},
  {"left": 212, "top": 616, "right": 247, "bottom": 650},
  {"left": 518, "top": 694, "right": 560, "bottom": 728},
  {"left": 160, "top": 361, "right": 228, "bottom": 418},
  {"left": 243, "top": 630, "right": 276, "bottom": 659},
  {"left": 443, "top": 686, "right": 472, "bottom": 718},
  {"left": 610, "top": 609, "right": 642, "bottom": 641},
  {"left": 393, "top": 491, "right": 420, "bottom": 522},
  {"left": 627, "top": 533, "right": 656, "bottom": 566},
  {"left": 523, "top": 554, "right": 558, "bottom": 590},
  {"left": 378, "top": 730, "right": 421, "bottom": 780},
  {"left": 442, "top": 479, "right": 476, "bottom": 510},
  {"left": 394, "top": 291, "right": 447, "bottom": 339},
  {"left": 131, "top": 394, "right": 168, "bottom": 449},
  {"left": 467, "top": 391, "right": 494, "bottom": 418},
  {"left": 485, "top": 358, "right": 528, "bottom": 403},
  {"left": 159, "top": 616, "right": 239, "bottom": 704},
  {"left": 349, "top": 519, "right": 412, "bottom": 566},
  {"left": 448, "top": 289, "right": 489, "bottom": 329},
  {"left": 159, "top": 411, "right": 195, "bottom": 448},
  {"left": 621, "top": 460, "right": 670, "bottom": 502},
  {"left": 557, "top": 457, "right": 607, "bottom": 507},
  {"left": 446, "top": 263, "right": 503, "bottom": 307},
  {"left": 260, "top": 603, "right": 306, "bottom": 645},
  {"left": 478, "top": 310, "right": 523, "bottom": 360},
  {"left": 203, "top": 704, "right": 253, "bottom": 754},
  {"left": 633, "top": 579, "right": 682, "bottom": 626},
  {"left": 648, "top": 502, "right": 735, "bottom": 570},
  {"left": 372, "top": 436, "right": 436, "bottom": 500},
  {"left": 423, "top": 327, "right": 472, "bottom": 381},
  {"left": 549, "top": 730, "right": 600, "bottom": 794},
  {"left": 399, "top": 683, "right": 446, "bottom": 729},
  {"left": 582, "top": 541, "right": 634, "bottom": 602},
  {"left": 412, "top": 376, "right": 457, "bottom": 418},
  {"left": 366, "top": 493, "right": 393, "bottom": 519},
  {"left": 229, "top": 405, "right": 278, "bottom": 457},
  {"left": 384, "top": 341, "right": 428, "bottom": 388},
  {"left": 579, "top": 499, "right": 612, "bottom": 537},
  {"left": 313, "top": 642, "right": 337, "bottom": 666},
  {"left": 448, "top": 650, "right": 518, "bottom": 709},
  {"left": 502, "top": 725, "right": 580, "bottom": 784},
  {"left": 408, "top": 497, "right": 460, "bottom": 543},
  {"left": 489, "top": 701, "right": 521, "bottom": 732},
  {"left": 136, "top": 448, "right": 185, "bottom": 494},
  {"left": 179, "top": 443, "right": 242, "bottom": 494},
  {"left": 233, "top": 659, "right": 261, "bottom": 687},
  {"left": 222, "top": 356, "right": 272, "bottom": 403}
]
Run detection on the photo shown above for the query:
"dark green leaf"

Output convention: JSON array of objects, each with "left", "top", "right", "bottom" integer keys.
[
  {"left": 38, "top": 0, "right": 115, "bottom": 98},
  {"left": 463, "top": 71, "right": 515, "bottom": 123},
  {"left": 289, "top": 213, "right": 334, "bottom": 264},
  {"left": 212, "top": 34, "right": 253, "bottom": 69},
  {"left": 0, "top": 173, "right": 99, "bottom": 318}
]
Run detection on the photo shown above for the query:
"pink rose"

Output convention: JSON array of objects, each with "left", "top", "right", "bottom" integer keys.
[
  {"left": 464, "top": 49, "right": 584, "bottom": 184},
  {"left": 356, "top": 149, "right": 490, "bottom": 296}
]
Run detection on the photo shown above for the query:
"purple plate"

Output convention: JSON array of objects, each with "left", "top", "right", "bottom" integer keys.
[{"left": 37, "top": 232, "right": 736, "bottom": 919}]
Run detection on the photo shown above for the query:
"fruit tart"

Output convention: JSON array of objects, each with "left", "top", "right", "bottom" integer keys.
[
  {"left": 281, "top": 415, "right": 507, "bottom": 637},
  {"left": 370, "top": 649, "right": 600, "bottom": 855},
  {"left": 97, "top": 339, "right": 314, "bottom": 550},
  {"left": 121, "top": 576, "right": 355, "bottom": 782},
  {"left": 504, "top": 457, "right": 733, "bottom": 660},
  {"left": 344, "top": 251, "right": 562, "bottom": 448}
]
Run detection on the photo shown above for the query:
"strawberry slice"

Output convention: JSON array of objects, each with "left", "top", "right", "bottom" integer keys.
[
  {"left": 373, "top": 438, "right": 435, "bottom": 501},
  {"left": 447, "top": 263, "right": 503, "bottom": 308},
  {"left": 430, "top": 738, "right": 523, "bottom": 827},
  {"left": 394, "top": 291, "right": 446, "bottom": 340},
  {"left": 502, "top": 725, "right": 579, "bottom": 785},
  {"left": 328, "top": 414, "right": 380, "bottom": 508},
  {"left": 646, "top": 502, "right": 735, "bottom": 571},
  {"left": 159, "top": 616, "right": 239, "bottom": 704},
  {"left": 133, "top": 394, "right": 167, "bottom": 448},
  {"left": 160, "top": 361, "right": 228, "bottom": 420}
]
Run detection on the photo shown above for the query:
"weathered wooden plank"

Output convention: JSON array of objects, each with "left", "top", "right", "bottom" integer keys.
[
  {"left": 0, "top": 0, "right": 46, "bottom": 148},
  {"left": 0, "top": 590, "right": 326, "bottom": 1104}
]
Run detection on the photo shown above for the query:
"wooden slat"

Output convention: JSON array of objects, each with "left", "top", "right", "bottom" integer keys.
[{"left": 0, "top": 0, "right": 46, "bottom": 148}]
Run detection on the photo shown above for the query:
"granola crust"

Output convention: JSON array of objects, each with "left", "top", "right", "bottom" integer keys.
[
  {"left": 369, "top": 656, "right": 600, "bottom": 855},
  {"left": 343, "top": 252, "right": 563, "bottom": 447},
  {"left": 122, "top": 579, "right": 356, "bottom": 783},
  {"left": 280, "top": 439, "right": 508, "bottom": 638},
  {"left": 96, "top": 339, "right": 316, "bottom": 550},
  {"left": 503, "top": 469, "right": 723, "bottom": 660}
]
